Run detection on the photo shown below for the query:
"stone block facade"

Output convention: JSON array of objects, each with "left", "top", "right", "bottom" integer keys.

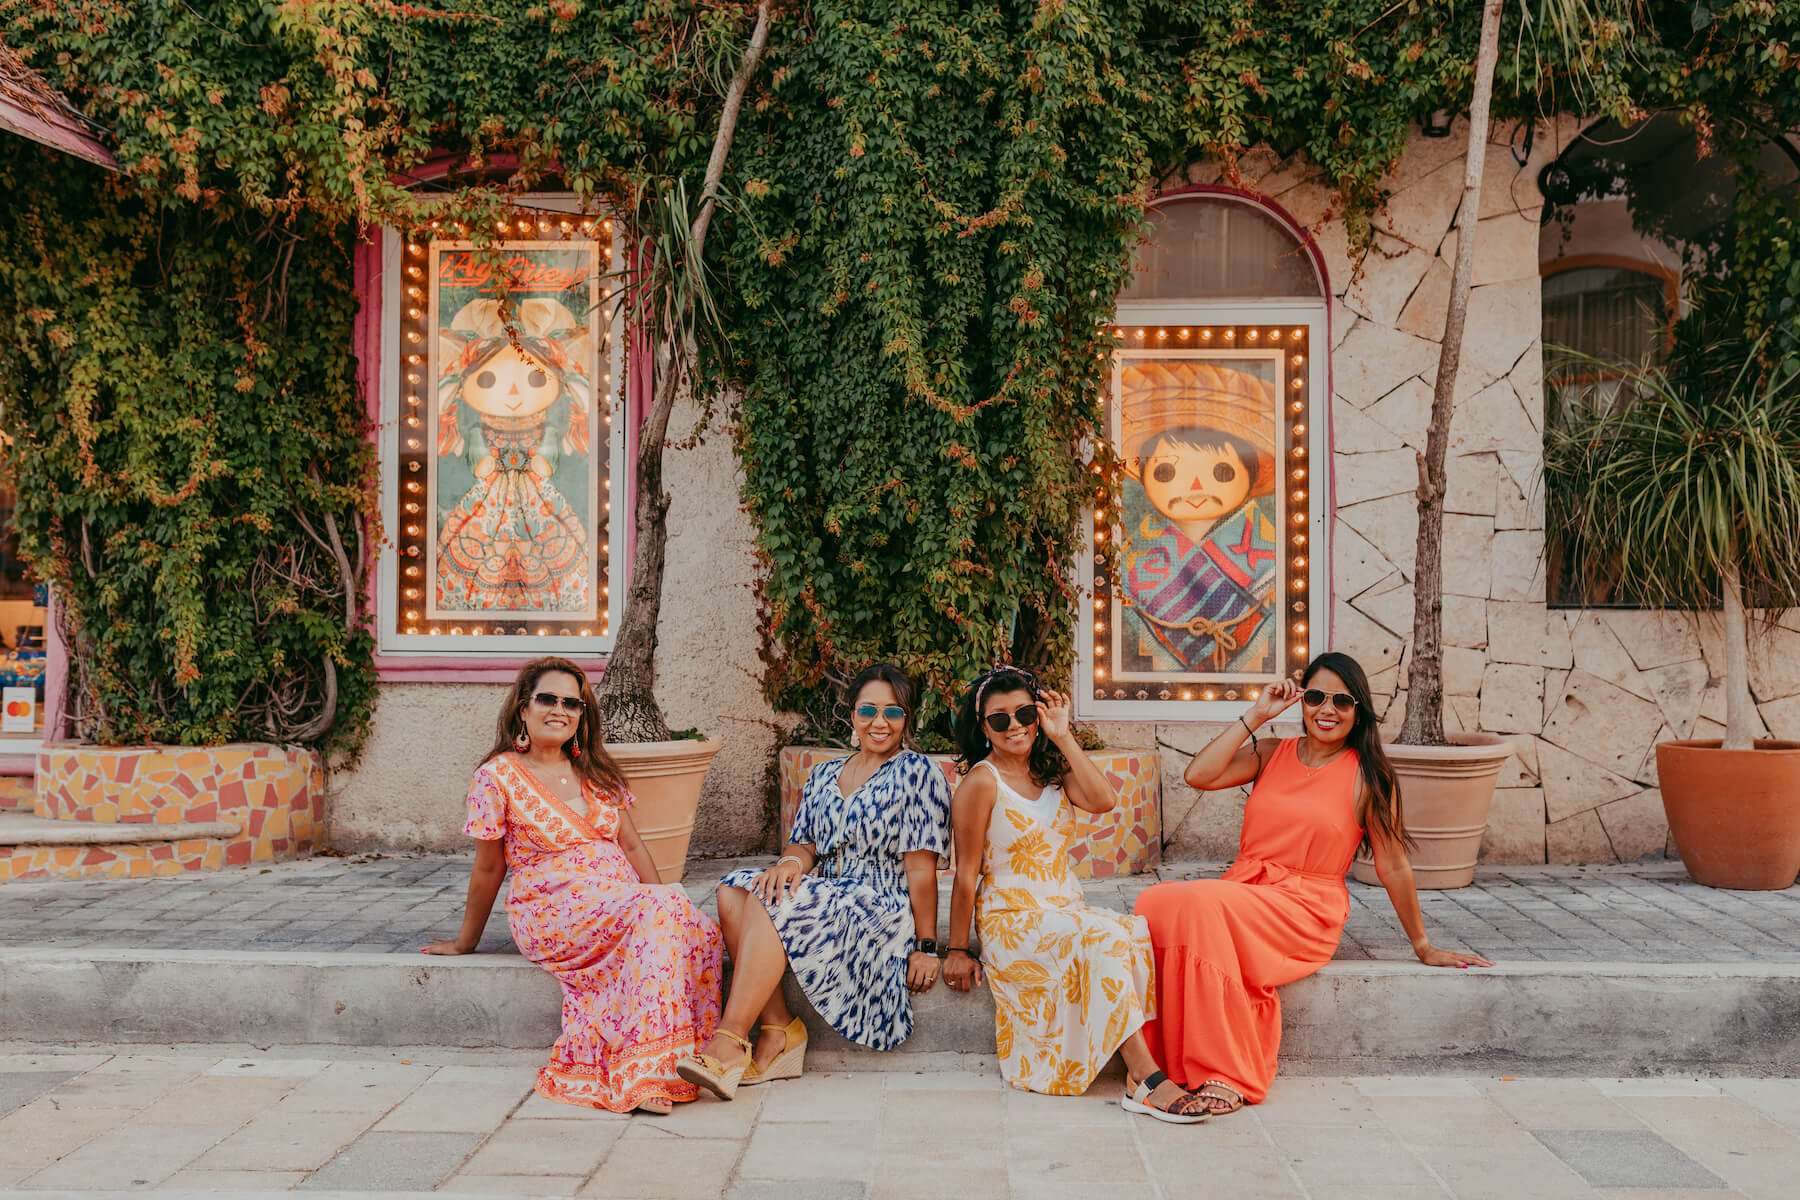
[
  {"left": 1116, "top": 120, "right": 1800, "bottom": 866},
  {"left": 326, "top": 119, "right": 1797, "bottom": 866}
]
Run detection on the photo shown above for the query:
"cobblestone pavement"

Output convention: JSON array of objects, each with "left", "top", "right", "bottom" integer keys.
[
  {"left": 0, "top": 1047, "right": 1795, "bottom": 1197},
  {"left": 2, "top": 854, "right": 1797, "bottom": 963}
]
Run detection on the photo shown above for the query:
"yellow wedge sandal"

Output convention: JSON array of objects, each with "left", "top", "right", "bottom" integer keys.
[
  {"left": 740, "top": 1016, "right": 808, "bottom": 1086},
  {"left": 675, "top": 1028, "right": 753, "bottom": 1101}
]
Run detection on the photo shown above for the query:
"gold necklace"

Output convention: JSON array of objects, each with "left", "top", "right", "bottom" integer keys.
[
  {"left": 1295, "top": 742, "right": 1343, "bottom": 776},
  {"left": 520, "top": 752, "right": 575, "bottom": 789}
]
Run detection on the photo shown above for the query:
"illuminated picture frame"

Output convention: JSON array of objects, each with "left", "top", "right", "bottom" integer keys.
[
  {"left": 1077, "top": 308, "right": 1330, "bottom": 723},
  {"left": 376, "top": 199, "right": 628, "bottom": 655}
]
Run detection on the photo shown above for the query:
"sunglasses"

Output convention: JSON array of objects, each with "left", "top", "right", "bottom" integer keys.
[
  {"left": 531, "top": 691, "right": 585, "bottom": 713},
  {"left": 1302, "top": 689, "right": 1357, "bottom": 712},
  {"left": 983, "top": 704, "right": 1039, "bottom": 733},
  {"left": 855, "top": 703, "right": 907, "bottom": 721}
]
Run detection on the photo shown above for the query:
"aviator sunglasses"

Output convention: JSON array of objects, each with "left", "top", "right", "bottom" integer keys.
[
  {"left": 531, "top": 691, "right": 585, "bottom": 713},
  {"left": 855, "top": 703, "right": 908, "bottom": 721},
  {"left": 1301, "top": 688, "right": 1357, "bottom": 712},
  {"left": 983, "top": 704, "right": 1039, "bottom": 733}
]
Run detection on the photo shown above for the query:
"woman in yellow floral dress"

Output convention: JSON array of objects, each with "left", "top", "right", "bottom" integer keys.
[{"left": 942, "top": 667, "right": 1208, "bottom": 1123}]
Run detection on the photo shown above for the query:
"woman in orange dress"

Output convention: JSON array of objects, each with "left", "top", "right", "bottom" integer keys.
[
  {"left": 1134, "top": 651, "right": 1492, "bottom": 1114},
  {"left": 424, "top": 656, "right": 723, "bottom": 1115}
]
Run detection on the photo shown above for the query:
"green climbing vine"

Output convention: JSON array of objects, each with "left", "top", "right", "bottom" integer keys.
[{"left": 0, "top": 151, "right": 377, "bottom": 752}]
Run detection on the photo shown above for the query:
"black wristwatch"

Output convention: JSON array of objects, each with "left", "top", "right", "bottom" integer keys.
[{"left": 912, "top": 937, "right": 939, "bottom": 956}]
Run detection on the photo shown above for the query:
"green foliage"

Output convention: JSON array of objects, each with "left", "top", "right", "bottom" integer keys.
[
  {"left": 0, "top": 149, "right": 376, "bottom": 752},
  {"left": 1544, "top": 291, "right": 1800, "bottom": 617},
  {"left": 726, "top": 0, "right": 1147, "bottom": 734}
]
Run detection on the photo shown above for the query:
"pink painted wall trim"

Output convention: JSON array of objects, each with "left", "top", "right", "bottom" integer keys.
[
  {"left": 1144, "top": 183, "right": 1338, "bottom": 652},
  {"left": 372, "top": 654, "right": 609, "bottom": 683}
]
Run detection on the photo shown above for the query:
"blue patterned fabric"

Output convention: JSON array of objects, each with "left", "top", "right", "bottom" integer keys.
[{"left": 719, "top": 749, "right": 951, "bottom": 1051}]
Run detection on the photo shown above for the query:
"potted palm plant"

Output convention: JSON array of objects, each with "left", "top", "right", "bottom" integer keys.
[
  {"left": 1545, "top": 284, "right": 1800, "bottom": 890},
  {"left": 589, "top": 1, "right": 773, "bottom": 882}
]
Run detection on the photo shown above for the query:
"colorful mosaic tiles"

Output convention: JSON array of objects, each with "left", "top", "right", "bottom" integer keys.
[
  {"left": 776, "top": 746, "right": 1161, "bottom": 878},
  {"left": 0, "top": 743, "right": 324, "bottom": 882}
]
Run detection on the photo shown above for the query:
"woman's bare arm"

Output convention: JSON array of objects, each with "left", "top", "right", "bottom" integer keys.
[{"left": 422, "top": 837, "right": 507, "bottom": 954}]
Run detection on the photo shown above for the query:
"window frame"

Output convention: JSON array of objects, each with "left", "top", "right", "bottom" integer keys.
[{"left": 1540, "top": 253, "right": 1679, "bottom": 611}]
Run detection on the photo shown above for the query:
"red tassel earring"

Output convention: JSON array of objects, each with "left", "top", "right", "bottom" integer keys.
[{"left": 513, "top": 726, "right": 530, "bottom": 753}]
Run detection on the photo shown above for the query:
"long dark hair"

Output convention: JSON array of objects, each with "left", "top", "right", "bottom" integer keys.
[
  {"left": 1300, "top": 652, "right": 1408, "bottom": 851},
  {"left": 842, "top": 661, "right": 918, "bottom": 747},
  {"left": 952, "top": 667, "right": 1069, "bottom": 788},
  {"left": 484, "top": 656, "right": 627, "bottom": 797}
]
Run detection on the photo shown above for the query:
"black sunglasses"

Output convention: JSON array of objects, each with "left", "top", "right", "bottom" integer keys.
[
  {"left": 983, "top": 704, "right": 1039, "bottom": 733},
  {"left": 531, "top": 691, "right": 585, "bottom": 713},
  {"left": 1302, "top": 689, "right": 1356, "bottom": 712},
  {"left": 854, "top": 703, "right": 907, "bottom": 721}
]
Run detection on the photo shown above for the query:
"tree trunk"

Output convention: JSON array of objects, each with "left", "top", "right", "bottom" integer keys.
[
  {"left": 1720, "top": 559, "right": 1755, "bottom": 751},
  {"left": 592, "top": 0, "right": 771, "bottom": 743},
  {"left": 1398, "top": 0, "right": 1505, "bottom": 747}
]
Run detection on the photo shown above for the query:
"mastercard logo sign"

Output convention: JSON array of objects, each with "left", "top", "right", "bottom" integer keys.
[{"left": 4, "top": 701, "right": 31, "bottom": 717}]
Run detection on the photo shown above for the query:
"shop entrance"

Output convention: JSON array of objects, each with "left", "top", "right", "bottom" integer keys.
[{"left": 0, "top": 463, "right": 48, "bottom": 774}]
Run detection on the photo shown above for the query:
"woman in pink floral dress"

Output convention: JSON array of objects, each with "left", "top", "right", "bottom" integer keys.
[{"left": 424, "top": 656, "right": 723, "bottom": 1114}]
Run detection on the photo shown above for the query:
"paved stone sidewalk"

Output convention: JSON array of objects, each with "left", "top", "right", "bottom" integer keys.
[
  {"left": 0, "top": 1047, "right": 1795, "bottom": 1197},
  {"left": 2, "top": 854, "right": 1797, "bottom": 963}
]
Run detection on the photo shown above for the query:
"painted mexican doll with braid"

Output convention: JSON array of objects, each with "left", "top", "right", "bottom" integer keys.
[{"left": 435, "top": 298, "right": 594, "bottom": 614}]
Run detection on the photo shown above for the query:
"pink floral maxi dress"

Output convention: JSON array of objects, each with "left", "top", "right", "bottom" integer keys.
[{"left": 465, "top": 753, "right": 724, "bottom": 1111}]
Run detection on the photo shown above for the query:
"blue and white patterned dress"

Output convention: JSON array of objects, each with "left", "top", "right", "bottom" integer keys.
[{"left": 719, "top": 750, "right": 951, "bottom": 1051}]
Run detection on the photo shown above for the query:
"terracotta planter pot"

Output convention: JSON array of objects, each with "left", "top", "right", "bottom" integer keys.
[
  {"left": 1351, "top": 733, "right": 1512, "bottom": 891},
  {"left": 776, "top": 745, "right": 1162, "bottom": 877},
  {"left": 1656, "top": 739, "right": 1800, "bottom": 891},
  {"left": 607, "top": 737, "right": 723, "bottom": 884}
]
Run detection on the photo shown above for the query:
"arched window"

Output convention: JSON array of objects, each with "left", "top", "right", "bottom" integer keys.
[
  {"left": 1532, "top": 108, "right": 1796, "bottom": 607},
  {"left": 1080, "top": 192, "right": 1329, "bottom": 722},
  {"left": 1121, "top": 198, "right": 1324, "bottom": 302},
  {"left": 1541, "top": 256, "right": 1675, "bottom": 423}
]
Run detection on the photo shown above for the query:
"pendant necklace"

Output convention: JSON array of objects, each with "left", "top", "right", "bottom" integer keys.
[{"left": 1297, "top": 743, "right": 1340, "bottom": 777}]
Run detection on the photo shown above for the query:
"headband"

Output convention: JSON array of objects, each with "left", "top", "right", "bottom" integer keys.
[{"left": 972, "top": 664, "right": 1038, "bottom": 714}]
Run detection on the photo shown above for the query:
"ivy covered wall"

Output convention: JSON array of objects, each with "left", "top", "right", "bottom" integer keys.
[{"left": 0, "top": 0, "right": 1788, "bottom": 764}]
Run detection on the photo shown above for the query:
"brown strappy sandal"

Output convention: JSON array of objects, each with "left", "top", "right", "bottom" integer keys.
[
  {"left": 1197, "top": 1079, "right": 1245, "bottom": 1115},
  {"left": 1123, "top": 1070, "right": 1210, "bottom": 1124},
  {"left": 675, "top": 1028, "right": 753, "bottom": 1101}
]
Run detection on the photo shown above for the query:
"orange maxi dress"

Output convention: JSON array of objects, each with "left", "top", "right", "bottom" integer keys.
[{"left": 1134, "top": 738, "right": 1363, "bottom": 1104}]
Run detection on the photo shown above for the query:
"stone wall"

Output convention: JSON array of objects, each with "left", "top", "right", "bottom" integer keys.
[
  {"left": 327, "top": 400, "right": 786, "bottom": 856},
  {"left": 1112, "top": 121, "right": 1800, "bottom": 866},
  {"left": 328, "top": 120, "right": 1800, "bottom": 865}
]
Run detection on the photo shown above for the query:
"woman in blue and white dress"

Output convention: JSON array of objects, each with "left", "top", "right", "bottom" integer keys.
[{"left": 675, "top": 663, "right": 951, "bottom": 1101}]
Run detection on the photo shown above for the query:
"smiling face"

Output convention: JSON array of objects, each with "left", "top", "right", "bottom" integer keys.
[
  {"left": 1140, "top": 432, "right": 1255, "bottom": 528},
  {"left": 851, "top": 679, "right": 907, "bottom": 757},
  {"left": 521, "top": 668, "right": 583, "bottom": 750},
  {"left": 981, "top": 687, "right": 1040, "bottom": 760},
  {"left": 1300, "top": 666, "right": 1357, "bottom": 749},
  {"left": 461, "top": 344, "right": 563, "bottom": 419}
]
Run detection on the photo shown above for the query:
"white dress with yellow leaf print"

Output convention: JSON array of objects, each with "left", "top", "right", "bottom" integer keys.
[{"left": 973, "top": 760, "right": 1154, "bottom": 1095}]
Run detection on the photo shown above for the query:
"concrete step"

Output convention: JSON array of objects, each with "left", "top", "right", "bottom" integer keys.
[
  {"left": 0, "top": 812, "right": 242, "bottom": 845},
  {"left": 2, "top": 947, "right": 1794, "bottom": 1076}
]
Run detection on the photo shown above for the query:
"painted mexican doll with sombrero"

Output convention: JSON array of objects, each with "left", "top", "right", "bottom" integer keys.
[
  {"left": 435, "top": 297, "right": 594, "bottom": 614},
  {"left": 1117, "top": 359, "right": 1279, "bottom": 676}
]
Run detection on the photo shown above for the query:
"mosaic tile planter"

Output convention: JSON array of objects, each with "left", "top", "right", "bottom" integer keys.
[
  {"left": 777, "top": 746, "right": 1161, "bottom": 878},
  {"left": 0, "top": 743, "right": 324, "bottom": 882}
]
